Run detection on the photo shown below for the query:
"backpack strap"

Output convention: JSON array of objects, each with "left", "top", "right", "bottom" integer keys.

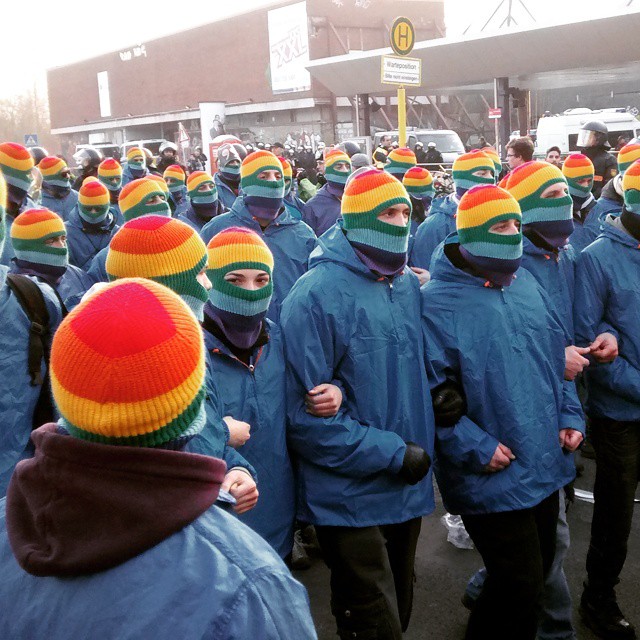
[{"left": 6, "top": 274, "right": 51, "bottom": 386}]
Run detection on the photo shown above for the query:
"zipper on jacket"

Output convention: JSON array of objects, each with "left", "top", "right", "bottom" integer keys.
[{"left": 211, "top": 346, "right": 263, "bottom": 374}]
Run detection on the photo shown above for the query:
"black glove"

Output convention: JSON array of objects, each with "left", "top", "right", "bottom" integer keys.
[
  {"left": 431, "top": 380, "right": 467, "bottom": 427},
  {"left": 398, "top": 442, "right": 431, "bottom": 485}
]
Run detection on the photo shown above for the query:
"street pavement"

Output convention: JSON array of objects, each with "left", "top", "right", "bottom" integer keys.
[{"left": 295, "top": 456, "right": 640, "bottom": 639}]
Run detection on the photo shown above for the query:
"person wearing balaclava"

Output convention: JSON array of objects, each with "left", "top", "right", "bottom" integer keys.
[
  {"left": 177, "top": 171, "right": 224, "bottom": 232},
  {"left": 384, "top": 147, "right": 417, "bottom": 181},
  {"left": 97, "top": 158, "right": 124, "bottom": 225},
  {"left": 410, "top": 149, "right": 494, "bottom": 270},
  {"left": 38, "top": 157, "right": 78, "bottom": 222},
  {"left": 279, "top": 155, "right": 305, "bottom": 220},
  {"left": 482, "top": 147, "right": 503, "bottom": 183},
  {"left": 422, "top": 183, "right": 584, "bottom": 640},
  {"left": 280, "top": 167, "right": 436, "bottom": 639},
  {"left": 163, "top": 164, "right": 189, "bottom": 218},
  {"left": 87, "top": 177, "right": 171, "bottom": 283},
  {"left": 590, "top": 142, "right": 640, "bottom": 231},
  {"left": 66, "top": 179, "right": 119, "bottom": 272},
  {"left": 302, "top": 149, "right": 352, "bottom": 236},
  {"left": 201, "top": 226, "right": 343, "bottom": 559},
  {"left": 121, "top": 147, "right": 149, "bottom": 186},
  {"left": 574, "top": 158, "right": 640, "bottom": 640},
  {"left": 0, "top": 142, "right": 37, "bottom": 266},
  {"left": 403, "top": 166, "right": 435, "bottom": 234},
  {"left": 214, "top": 143, "right": 246, "bottom": 210},
  {"left": 200, "top": 150, "right": 316, "bottom": 324},
  {"left": 9, "top": 208, "right": 93, "bottom": 306},
  {"left": 561, "top": 154, "right": 599, "bottom": 253}
]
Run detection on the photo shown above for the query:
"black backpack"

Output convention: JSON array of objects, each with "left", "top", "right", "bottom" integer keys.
[{"left": 5, "top": 274, "right": 64, "bottom": 428}]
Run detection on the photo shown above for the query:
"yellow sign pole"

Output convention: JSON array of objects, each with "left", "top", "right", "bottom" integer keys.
[{"left": 397, "top": 85, "right": 407, "bottom": 147}]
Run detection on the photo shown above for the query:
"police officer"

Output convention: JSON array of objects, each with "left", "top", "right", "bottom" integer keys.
[
  {"left": 72, "top": 147, "right": 103, "bottom": 191},
  {"left": 577, "top": 120, "right": 617, "bottom": 199}
]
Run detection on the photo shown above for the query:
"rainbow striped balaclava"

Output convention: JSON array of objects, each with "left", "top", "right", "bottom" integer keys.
[
  {"left": 51, "top": 278, "right": 207, "bottom": 449},
  {"left": 341, "top": 167, "right": 412, "bottom": 276},
  {"left": 562, "top": 153, "right": 595, "bottom": 198},
  {"left": 456, "top": 184, "right": 522, "bottom": 286},
  {"left": 0, "top": 142, "right": 34, "bottom": 208},
  {"left": 385, "top": 147, "right": 417, "bottom": 181},
  {"left": 118, "top": 177, "right": 171, "bottom": 222},
  {"left": 205, "top": 227, "right": 274, "bottom": 349},
  {"left": 240, "top": 150, "right": 285, "bottom": 221},
  {"left": 506, "top": 160, "right": 573, "bottom": 250},
  {"left": 78, "top": 179, "right": 111, "bottom": 225},
  {"left": 452, "top": 150, "right": 494, "bottom": 197},
  {"left": 10, "top": 208, "right": 68, "bottom": 276},
  {"left": 106, "top": 215, "right": 209, "bottom": 320}
]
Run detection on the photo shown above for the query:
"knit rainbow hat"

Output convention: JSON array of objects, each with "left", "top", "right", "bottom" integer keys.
[
  {"left": 50, "top": 278, "right": 206, "bottom": 448},
  {"left": 342, "top": 167, "right": 412, "bottom": 255},
  {"left": 324, "top": 149, "right": 352, "bottom": 185},
  {"left": 505, "top": 161, "right": 571, "bottom": 226},
  {"left": 403, "top": 166, "right": 434, "bottom": 198},
  {"left": 107, "top": 216, "right": 208, "bottom": 319},
  {"left": 482, "top": 148, "right": 502, "bottom": 182},
  {"left": 617, "top": 143, "right": 640, "bottom": 175},
  {"left": 78, "top": 179, "right": 111, "bottom": 223},
  {"left": 10, "top": 208, "right": 68, "bottom": 267},
  {"left": 98, "top": 158, "right": 123, "bottom": 191},
  {"left": 622, "top": 159, "right": 640, "bottom": 212},
  {"left": 0, "top": 142, "right": 34, "bottom": 191},
  {"left": 0, "top": 172, "right": 6, "bottom": 253},
  {"left": 126, "top": 146, "right": 146, "bottom": 169},
  {"left": 207, "top": 227, "right": 274, "bottom": 317},
  {"left": 187, "top": 171, "right": 217, "bottom": 204},
  {"left": 38, "top": 156, "right": 70, "bottom": 188},
  {"left": 452, "top": 150, "right": 494, "bottom": 191},
  {"left": 385, "top": 147, "right": 417, "bottom": 179},
  {"left": 279, "top": 156, "right": 294, "bottom": 195},
  {"left": 163, "top": 164, "right": 186, "bottom": 193},
  {"left": 118, "top": 177, "right": 171, "bottom": 221},
  {"left": 562, "top": 153, "right": 595, "bottom": 197},
  {"left": 456, "top": 184, "right": 522, "bottom": 261},
  {"left": 240, "top": 150, "right": 284, "bottom": 204}
]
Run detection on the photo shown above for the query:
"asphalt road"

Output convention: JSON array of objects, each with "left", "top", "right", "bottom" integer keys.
[{"left": 295, "top": 455, "right": 640, "bottom": 639}]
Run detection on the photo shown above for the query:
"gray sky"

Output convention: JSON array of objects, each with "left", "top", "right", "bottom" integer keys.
[{"left": 0, "top": 0, "right": 629, "bottom": 100}]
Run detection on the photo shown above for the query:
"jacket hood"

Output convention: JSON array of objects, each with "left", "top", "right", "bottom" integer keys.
[
  {"left": 600, "top": 174, "right": 624, "bottom": 203},
  {"left": 601, "top": 214, "right": 640, "bottom": 249},
  {"left": 229, "top": 194, "right": 299, "bottom": 227},
  {"left": 522, "top": 235, "right": 572, "bottom": 259},
  {"left": 314, "top": 184, "right": 341, "bottom": 203},
  {"left": 6, "top": 424, "right": 226, "bottom": 577},
  {"left": 308, "top": 221, "right": 384, "bottom": 280}
]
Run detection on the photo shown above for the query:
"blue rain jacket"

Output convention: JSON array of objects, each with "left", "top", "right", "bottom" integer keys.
[
  {"left": 0, "top": 499, "right": 317, "bottom": 640},
  {"left": 284, "top": 192, "right": 305, "bottom": 220},
  {"left": 197, "top": 320, "right": 295, "bottom": 559},
  {"left": 66, "top": 206, "right": 119, "bottom": 272},
  {"left": 302, "top": 184, "right": 342, "bottom": 237},
  {"left": 169, "top": 189, "right": 189, "bottom": 219},
  {"left": 521, "top": 237, "right": 576, "bottom": 340},
  {"left": 0, "top": 267, "right": 62, "bottom": 495},
  {"left": 0, "top": 198, "right": 37, "bottom": 266},
  {"left": 177, "top": 201, "right": 226, "bottom": 233},
  {"left": 87, "top": 246, "right": 109, "bottom": 283},
  {"left": 422, "top": 235, "right": 583, "bottom": 515},
  {"left": 574, "top": 218, "right": 640, "bottom": 422},
  {"left": 570, "top": 196, "right": 605, "bottom": 254},
  {"left": 200, "top": 196, "right": 316, "bottom": 324},
  {"left": 280, "top": 224, "right": 435, "bottom": 527},
  {"left": 214, "top": 172, "right": 240, "bottom": 210},
  {"left": 110, "top": 203, "right": 124, "bottom": 227},
  {"left": 409, "top": 193, "right": 458, "bottom": 270},
  {"left": 40, "top": 189, "right": 79, "bottom": 222}
]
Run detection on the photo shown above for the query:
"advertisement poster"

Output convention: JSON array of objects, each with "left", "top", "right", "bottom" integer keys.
[{"left": 199, "top": 102, "right": 230, "bottom": 172}]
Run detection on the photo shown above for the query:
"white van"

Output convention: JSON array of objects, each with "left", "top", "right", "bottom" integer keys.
[
  {"left": 373, "top": 129, "right": 465, "bottom": 164},
  {"left": 535, "top": 108, "right": 640, "bottom": 155}
]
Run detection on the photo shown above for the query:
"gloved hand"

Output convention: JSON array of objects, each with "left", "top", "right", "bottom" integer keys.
[
  {"left": 431, "top": 380, "right": 467, "bottom": 427},
  {"left": 398, "top": 442, "right": 431, "bottom": 485}
]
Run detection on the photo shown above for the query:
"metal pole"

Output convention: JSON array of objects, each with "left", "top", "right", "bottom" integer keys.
[
  {"left": 493, "top": 78, "right": 500, "bottom": 155},
  {"left": 398, "top": 86, "right": 407, "bottom": 147},
  {"left": 355, "top": 95, "right": 361, "bottom": 137}
]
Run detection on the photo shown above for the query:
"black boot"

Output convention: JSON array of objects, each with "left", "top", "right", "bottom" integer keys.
[{"left": 580, "top": 584, "right": 636, "bottom": 639}]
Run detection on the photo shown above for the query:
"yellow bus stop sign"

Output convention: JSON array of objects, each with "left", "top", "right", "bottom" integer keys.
[{"left": 390, "top": 17, "right": 415, "bottom": 56}]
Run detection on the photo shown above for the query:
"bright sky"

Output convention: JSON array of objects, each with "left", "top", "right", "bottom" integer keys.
[{"left": 0, "top": 0, "right": 630, "bottom": 100}]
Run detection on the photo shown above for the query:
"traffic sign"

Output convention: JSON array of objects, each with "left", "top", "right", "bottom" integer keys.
[
  {"left": 381, "top": 55, "right": 421, "bottom": 86},
  {"left": 178, "top": 122, "right": 190, "bottom": 149},
  {"left": 24, "top": 134, "right": 38, "bottom": 146},
  {"left": 390, "top": 17, "right": 415, "bottom": 56},
  {"left": 488, "top": 108, "right": 502, "bottom": 119}
]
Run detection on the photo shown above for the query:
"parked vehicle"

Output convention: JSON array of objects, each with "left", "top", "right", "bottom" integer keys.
[
  {"left": 75, "top": 143, "right": 120, "bottom": 159},
  {"left": 373, "top": 129, "right": 465, "bottom": 164}
]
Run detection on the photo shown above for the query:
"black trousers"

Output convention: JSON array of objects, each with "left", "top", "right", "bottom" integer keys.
[
  {"left": 315, "top": 518, "right": 422, "bottom": 640},
  {"left": 461, "top": 491, "right": 559, "bottom": 640},
  {"left": 586, "top": 416, "right": 640, "bottom": 593}
]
